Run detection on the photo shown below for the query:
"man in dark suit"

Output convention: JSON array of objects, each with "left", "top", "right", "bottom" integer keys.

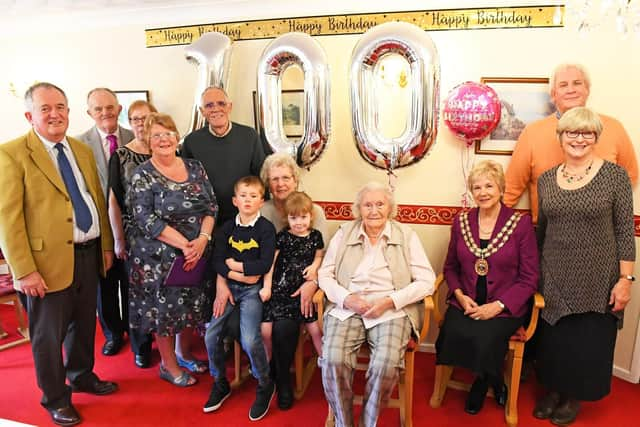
[
  {"left": 77, "top": 88, "right": 143, "bottom": 363},
  {"left": 0, "top": 82, "right": 118, "bottom": 426}
]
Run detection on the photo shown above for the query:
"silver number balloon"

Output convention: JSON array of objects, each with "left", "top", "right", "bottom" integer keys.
[
  {"left": 351, "top": 21, "right": 440, "bottom": 171},
  {"left": 257, "top": 32, "right": 331, "bottom": 168},
  {"left": 185, "top": 32, "right": 233, "bottom": 133}
]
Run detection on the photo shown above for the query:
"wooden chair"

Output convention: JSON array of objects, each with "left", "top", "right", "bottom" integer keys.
[
  {"left": 429, "top": 274, "right": 544, "bottom": 427},
  {"left": 293, "top": 289, "right": 325, "bottom": 399},
  {"left": 316, "top": 289, "right": 434, "bottom": 427},
  {"left": 231, "top": 307, "right": 319, "bottom": 396},
  {"left": 0, "top": 259, "right": 30, "bottom": 351},
  {"left": 230, "top": 340, "right": 252, "bottom": 388}
]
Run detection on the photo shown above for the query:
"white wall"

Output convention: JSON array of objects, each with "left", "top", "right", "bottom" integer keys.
[{"left": 1, "top": 0, "right": 639, "bottom": 379}]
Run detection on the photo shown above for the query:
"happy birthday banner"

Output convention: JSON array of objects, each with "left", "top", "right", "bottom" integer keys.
[{"left": 145, "top": 5, "right": 564, "bottom": 47}]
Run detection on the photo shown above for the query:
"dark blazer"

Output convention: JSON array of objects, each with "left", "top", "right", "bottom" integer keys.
[{"left": 443, "top": 204, "right": 538, "bottom": 318}]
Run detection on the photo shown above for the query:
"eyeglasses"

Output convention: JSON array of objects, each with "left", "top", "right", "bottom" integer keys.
[
  {"left": 149, "top": 131, "right": 178, "bottom": 141},
  {"left": 129, "top": 116, "right": 147, "bottom": 123},
  {"left": 564, "top": 130, "right": 597, "bottom": 140},
  {"left": 203, "top": 101, "right": 229, "bottom": 110},
  {"left": 269, "top": 175, "right": 293, "bottom": 184}
]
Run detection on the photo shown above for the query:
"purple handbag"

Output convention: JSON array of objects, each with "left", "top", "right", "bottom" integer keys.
[{"left": 163, "top": 255, "right": 208, "bottom": 287}]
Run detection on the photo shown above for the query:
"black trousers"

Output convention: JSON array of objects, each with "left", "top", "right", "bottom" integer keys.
[
  {"left": 271, "top": 318, "right": 301, "bottom": 386},
  {"left": 23, "top": 240, "right": 101, "bottom": 410},
  {"left": 98, "top": 258, "right": 151, "bottom": 354}
]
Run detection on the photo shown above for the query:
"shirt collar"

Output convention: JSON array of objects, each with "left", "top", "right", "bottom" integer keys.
[
  {"left": 96, "top": 126, "right": 119, "bottom": 140},
  {"left": 356, "top": 221, "right": 391, "bottom": 241},
  {"left": 35, "top": 130, "right": 70, "bottom": 151},
  {"left": 235, "top": 211, "right": 261, "bottom": 227},
  {"left": 208, "top": 121, "right": 232, "bottom": 138}
]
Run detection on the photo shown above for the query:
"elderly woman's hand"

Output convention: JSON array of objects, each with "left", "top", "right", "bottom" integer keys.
[
  {"left": 363, "top": 296, "right": 395, "bottom": 318},
  {"left": 609, "top": 279, "right": 632, "bottom": 311},
  {"left": 454, "top": 289, "right": 478, "bottom": 313},
  {"left": 183, "top": 235, "right": 208, "bottom": 271},
  {"left": 114, "top": 238, "right": 128, "bottom": 261},
  {"left": 291, "top": 280, "right": 318, "bottom": 318},
  {"left": 343, "top": 293, "right": 373, "bottom": 316},
  {"left": 466, "top": 301, "right": 503, "bottom": 320}
]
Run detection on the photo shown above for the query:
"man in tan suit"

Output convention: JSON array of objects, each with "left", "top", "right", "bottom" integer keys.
[{"left": 0, "top": 82, "right": 118, "bottom": 426}]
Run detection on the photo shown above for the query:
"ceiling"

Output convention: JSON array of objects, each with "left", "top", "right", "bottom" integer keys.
[{"left": 0, "top": 0, "right": 249, "bottom": 36}]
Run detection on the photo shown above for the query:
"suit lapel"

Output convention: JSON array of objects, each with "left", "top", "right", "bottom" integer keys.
[
  {"left": 88, "top": 127, "right": 108, "bottom": 184},
  {"left": 26, "top": 130, "right": 68, "bottom": 196}
]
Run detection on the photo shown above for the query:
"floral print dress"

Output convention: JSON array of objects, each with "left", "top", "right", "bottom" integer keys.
[{"left": 127, "top": 158, "right": 217, "bottom": 336}]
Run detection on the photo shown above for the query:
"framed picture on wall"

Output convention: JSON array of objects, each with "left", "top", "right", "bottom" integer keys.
[
  {"left": 115, "top": 90, "right": 149, "bottom": 130},
  {"left": 475, "top": 77, "right": 554, "bottom": 156},
  {"left": 252, "top": 90, "right": 304, "bottom": 138}
]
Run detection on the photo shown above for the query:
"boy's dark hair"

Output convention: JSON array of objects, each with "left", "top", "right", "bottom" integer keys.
[{"left": 234, "top": 175, "right": 265, "bottom": 197}]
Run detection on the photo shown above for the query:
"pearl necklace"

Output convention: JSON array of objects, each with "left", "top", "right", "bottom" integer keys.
[
  {"left": 460, "top": 211, "right": 522, "bottom": 276},
  {"left": 560, "top": 160, "right": 593, "bottom": 184}
]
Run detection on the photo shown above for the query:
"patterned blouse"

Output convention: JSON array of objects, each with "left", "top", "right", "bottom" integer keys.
[{"left": 537, "top": 161, "right": 635, "bottom": 326}]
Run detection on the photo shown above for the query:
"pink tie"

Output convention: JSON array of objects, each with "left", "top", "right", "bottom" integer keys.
[{"left": 107, "top": 134, "right": 118, "bottom": 156}]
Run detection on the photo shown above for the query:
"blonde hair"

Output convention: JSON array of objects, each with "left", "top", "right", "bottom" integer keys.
[
  {"left": 351, "top": 182, "right": 397, "bottom": 220},
  {"left": 468, "top": 160, "right": 505, "bottom": 194},
  {"left": 128, "top": 100, "right": 157, "bottom": 119},
  {"left": 234, "top": 176, "right": 265, "bottom": 197},
  {"left": 143, "top": 113, "right": 180, "bottom": 150},
  {"left": 260, "top": 153, "right": 301, "bottom": 190},
  {"left": 556, "top": 107, "right": 603, "bottom": 140},
  {"left": 284, "top": 191, "right": 315, "bottom": 227}
]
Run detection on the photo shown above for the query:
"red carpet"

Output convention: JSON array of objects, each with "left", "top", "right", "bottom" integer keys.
[{"left": 0, "top": 303, "right": 638, "bottom": 426}]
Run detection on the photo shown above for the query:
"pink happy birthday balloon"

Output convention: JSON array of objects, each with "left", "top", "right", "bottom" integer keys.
[{"left": 443, "top": 82, "right": 501, "bottom": 145}]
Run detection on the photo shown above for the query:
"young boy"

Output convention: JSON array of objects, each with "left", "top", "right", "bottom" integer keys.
[{"left": 204, "top": 176, "right": 276, "bottom": 421}]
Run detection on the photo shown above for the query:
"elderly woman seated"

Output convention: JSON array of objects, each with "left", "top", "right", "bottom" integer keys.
[{"left": 318, "top": 182, "right": 435, "bottom": 427}]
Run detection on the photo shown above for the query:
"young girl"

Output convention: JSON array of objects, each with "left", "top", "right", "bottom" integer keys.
[{"left": 261, "top": 191, "right": 324, "bottom": 361}]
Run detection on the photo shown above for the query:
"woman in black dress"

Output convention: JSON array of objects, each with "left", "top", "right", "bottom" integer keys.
[
  {"left": 107, "top": 100, "right": 156, "bottom": 368},
  {"left": 535, "top": 107, "right": 634, "bottom": 426}
]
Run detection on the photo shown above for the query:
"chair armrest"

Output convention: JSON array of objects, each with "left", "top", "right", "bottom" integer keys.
[
  {"left": 418, "top": 295, "right": 435, "bottom": 344},
  {"left": 432, "top": 274, "right": 446, "bottom": 325},
  {"left": 523, "top": 292, "right": 545, "bottom": 341},
  {"left": 313, "top": 289, "right": 325, "bottom": 330}
]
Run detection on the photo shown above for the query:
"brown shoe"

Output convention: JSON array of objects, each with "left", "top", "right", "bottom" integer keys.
[
  {"left": 533, "top": 391, "right": 561, "bottom": 419},
  {"left": 550, "top": 398, "right": 580, "bottom": 426}
]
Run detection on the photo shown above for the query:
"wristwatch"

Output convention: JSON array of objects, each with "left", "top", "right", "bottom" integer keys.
[
  {"left": 199, "top": 231, "right": 212, "bottom": 241},
  {"left": 620, "top": 274, "right": 636, "bottom": 282},
  {"left": 496, "top": 300, "right": 505, "bottom": 311}
]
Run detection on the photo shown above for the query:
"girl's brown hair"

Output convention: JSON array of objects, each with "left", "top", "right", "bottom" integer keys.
[{"left": 283, "top": 191, "right": 314, "bottom": 226}]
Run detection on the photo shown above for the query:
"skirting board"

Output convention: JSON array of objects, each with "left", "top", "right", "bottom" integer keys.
[
  {"left": 613, "top": 365, "right": 639, "bottom": 383},
  {"left": 418, "top": 342, "right": 639, "bottom": 384}
]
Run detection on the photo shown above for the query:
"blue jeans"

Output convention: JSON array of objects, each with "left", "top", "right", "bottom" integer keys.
[{"left": 205, "top": 283, "right": 270, "bottom": 385}]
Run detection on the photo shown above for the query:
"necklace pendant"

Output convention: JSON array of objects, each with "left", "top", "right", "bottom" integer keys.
[{"left": 475, "top": 258, "right": 489, "bottom": 276}]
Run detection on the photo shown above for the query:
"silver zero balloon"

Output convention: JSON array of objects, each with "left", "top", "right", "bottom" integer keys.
[
  {"left": 257, "top": 32, "right": 331, "bottom": 168},
  {"left": 350, "top": 21, "right": 440, "bottom": 171},
  {"left": 184, "top": 32, "right": 233, "bottom": 133}
]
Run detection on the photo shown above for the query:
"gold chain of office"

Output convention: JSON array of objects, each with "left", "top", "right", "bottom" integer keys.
[{"left": 460, "top": 211, "right": 522, "bottom": 276}]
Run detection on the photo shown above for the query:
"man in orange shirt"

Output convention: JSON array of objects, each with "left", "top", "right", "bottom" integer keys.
[{"left": 504, "top": 63, "right": 637, "bottom": 222}]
